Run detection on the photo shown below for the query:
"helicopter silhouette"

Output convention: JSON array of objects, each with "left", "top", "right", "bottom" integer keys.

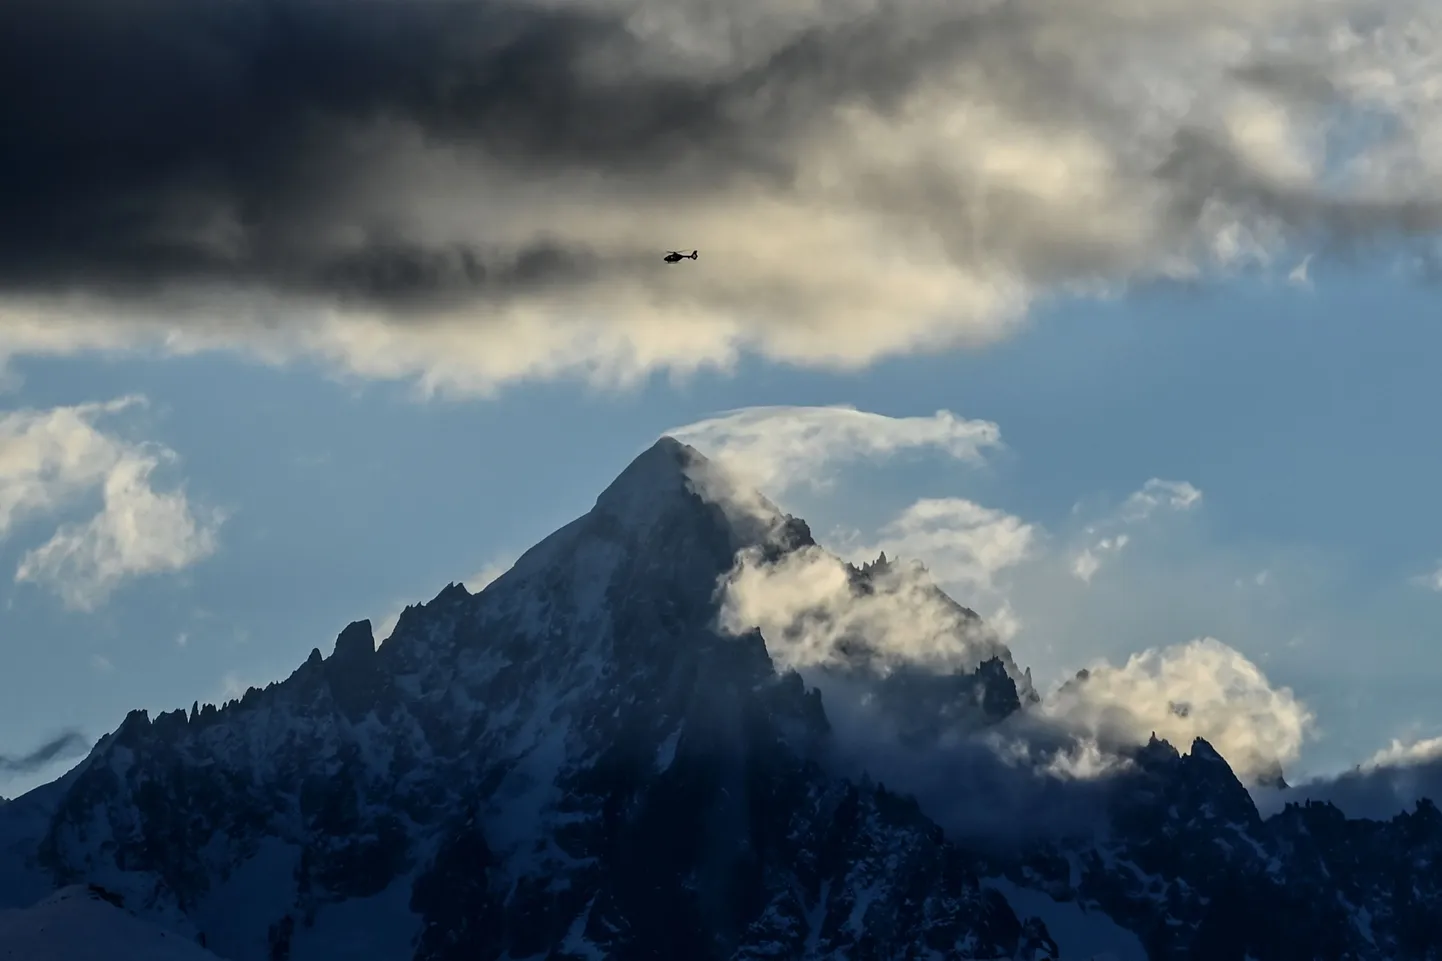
[{"left": 663, "top": 250, "right": 698, "bottom": 264}]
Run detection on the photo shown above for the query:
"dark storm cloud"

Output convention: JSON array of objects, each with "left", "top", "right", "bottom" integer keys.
[
  {"left": 0, "top": 0, "right": 717, "bottom": 305},
  {"left": 0, "top": 0, "right": 1008, "bottom": 310},
  {"left": 0, "top": 730, "right": 88, "bottom": 775},
  {"left": 0, "top": 0, "right": 1438, "bottom": 367},
  {"left": 314, "top": 237, "right": 608, "bottom": 309}
]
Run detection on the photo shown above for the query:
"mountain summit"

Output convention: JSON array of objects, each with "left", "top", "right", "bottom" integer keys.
[
  {"left": 591, "top": 435, "right": 710, "bottom": 531},
  {"left": 3, "top": 439, "right": 1442, "bottom": 960}
]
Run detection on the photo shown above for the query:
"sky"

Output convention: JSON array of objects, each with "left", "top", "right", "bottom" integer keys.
[{"left": 2, "top": 0, "right": 1442, "bottom": 799}]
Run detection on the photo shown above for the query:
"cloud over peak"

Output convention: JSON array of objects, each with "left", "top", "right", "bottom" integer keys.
[
  {"left": 2, "top": 0, "right": 1440, "bottom": 391},
  {"left": 669, "top": 405, "right": 1001, "bottom": 497}
]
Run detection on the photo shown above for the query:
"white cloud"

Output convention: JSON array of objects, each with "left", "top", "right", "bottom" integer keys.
[
  {"left": 1070, "top": 534, "right": 1130, "bottom": 584},
  {"left": 663, "top": 401, "right": 1365, "bottom": 785},
  {"left": 1122, "top": 479, "right": 1204, "bottom": 522},
  {"left": 464, "top": 560, "right": 512, "bottom": 593},
  {"left": 1068, "top": 479, "right": 1201, "bottom": 583},
  {"left": 718, "top": 544, "right": 1007, "bottom": 676},
  {"left": 1071, "top": 551, "right": 1101, "bottom": 584},
  {"left": 795, "top": 474, "right": 1307, "bottom": 784},
  {"left": 675, "top": 408, "right": 1220, "bottom": 698},
  {"left": 1288, "top": 254, "right": 1315, "bottom": 289},
  {"left": 1362, "top": 735, "right": 1442, "bottom": 771},
  {"left": 1040, "top": 637, "right": 1315, "bottom": 782},
  {"left": 89, "top": 654, "right": 115, "bottom": 674},
  {"left": 0, "top": 398, "right": 221, "bottom": 609},
  {"left": 712, "top": 496, "right": 1315, "bottom": 786},
  {"left": 667, "top": 412, "right": 1033, "bottom": 647},
  {"left": 669, "top": 406, "right": 1001, "bottom": 498},
  {"left": 860, "top": 498, "right": 1035, "bottom": 594},
  {"left": 981, "top": 601, "right": 1023, "bottom": 645},
  {"left": 0, "top": 396, "right": 141, "bottom": 537},
  {"left": 17, "top": 457, "right": 222, "bottom": 610}
]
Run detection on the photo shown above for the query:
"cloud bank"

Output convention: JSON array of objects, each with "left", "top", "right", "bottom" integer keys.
[
  {"left": 1261, "top": 734, "right": 1442, "bottom": 820},
  {"left": 1040, "top": 638, "right": 1314, "bottom": 781},
  {"left": 718, "top": 544, "right": 1009, "bottom": 677},
  {"left": 680, "top": 404, "right": 1315, "bottom": 796},
  {"left": 2, "top": 0, "right": 1440, "bottom": 391},
  {"left": 0, "top": 398, "right": 221, "bottom": 609}
]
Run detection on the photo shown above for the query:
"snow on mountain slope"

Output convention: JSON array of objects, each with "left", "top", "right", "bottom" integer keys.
[
  {"left": 984, "top": 877, "right": 1146, "bottom": 961},
  {"left": 0, "top": 884, "right": 222, "bottom": 961}
]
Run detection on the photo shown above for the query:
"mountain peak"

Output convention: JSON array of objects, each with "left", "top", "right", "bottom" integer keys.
[
  {"left": 593, "top": 435, "right": 703, "bottom": 525},
  {"left": 332, "top": 619, "right": 375, "bottom": 661},
  {"left": 589, "top": 435, "right": 797, "bottom": 553}
]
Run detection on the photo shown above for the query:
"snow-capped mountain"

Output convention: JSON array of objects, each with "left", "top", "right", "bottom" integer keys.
[{"left": 1, "top": 437, "right": 1440, "bottom": 961}]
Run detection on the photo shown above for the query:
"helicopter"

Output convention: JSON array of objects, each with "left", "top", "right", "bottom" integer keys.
[{"left": 663, "top": 250, "right": 698, "bottom": 264}]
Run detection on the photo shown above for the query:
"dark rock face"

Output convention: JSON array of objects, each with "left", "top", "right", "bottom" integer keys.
[
  {"left": 858, "top": 655, "right": 1021, "bottom": 751},
  {"left": 995, "top": 735, "right": 1442, "bottom": 961},
  {"left": 7, "top": 436, "right": 1442, "bottom": 960}
]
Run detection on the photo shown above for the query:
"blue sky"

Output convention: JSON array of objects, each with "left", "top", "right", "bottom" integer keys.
[{"left": 3, "top": 262, "right": 1440, "bottom": 797}]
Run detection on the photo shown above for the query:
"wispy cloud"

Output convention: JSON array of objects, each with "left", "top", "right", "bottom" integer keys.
[
  {"left": 1363, "top": 735, "right": 1442, "bottom": 771},
  {"left": 1069, "top": 478, "right": 1203, "bottom": 584},
  {"left": 859, "top": 498, "right": 1035, "bottom": 595},
  {"left": 0, "top": 397, "right": 221, "bottom": 609},
  {"left": 1412, "top": 564, "right": 1442, "bottom": 592},
  {"left": 0, "top": 730, "right": 88, "bottom": 775},
  {"left": 1122, "top": 479, "right": 1204, "bottom": 522},
  {"left": 1071, "top": 534, "right": 1129, "bottom": 584},
  {"left": 669, "top": 406, "right": 1000, "bottom": 499},
  {"left": 1288, "top": 254, "right": 1315, "bottom": 289},
  {"left": 3, "top": 0, "right": 1439, "bottom": 392},
  {"left": 465, "top": 560, "right": 512, "bottom": 594}
]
